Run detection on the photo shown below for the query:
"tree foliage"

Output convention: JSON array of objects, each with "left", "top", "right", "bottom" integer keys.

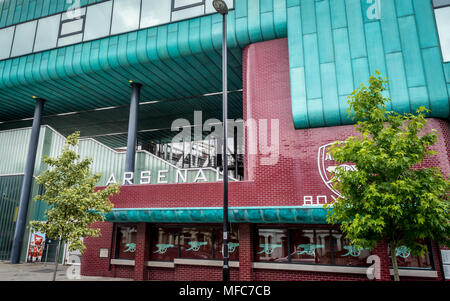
[
  {"left": 325, "top": 72, "right": 450, "bottom": 280},
  {"left": 29, "top": 132, "right": 120, "bottom": 253}
]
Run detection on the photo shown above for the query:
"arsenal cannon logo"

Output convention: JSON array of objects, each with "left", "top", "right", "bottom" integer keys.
[{"left": 317, "top": 142, "right": 357, "bottom": 199}]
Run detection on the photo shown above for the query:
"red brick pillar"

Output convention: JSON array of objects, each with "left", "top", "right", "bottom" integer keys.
[
  {"left": 432, "top": 242, "right": 445, "bottom": 281},
  {"left": 134, "top": 223, "right": 150, "bottom": 281},
  {"left": 239, "top": 223, "right": 254, "bottom": 281},
  {"left": 373, "top": 241, "right": 391, "bottom": 281}
]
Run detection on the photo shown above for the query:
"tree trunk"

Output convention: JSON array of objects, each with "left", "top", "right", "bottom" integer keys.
[
  {"left": 52, "top": 238, "right": 62, "bottom": 281},
  {"left": 389, "top": 242, "right": 400, "bottom": 281}
]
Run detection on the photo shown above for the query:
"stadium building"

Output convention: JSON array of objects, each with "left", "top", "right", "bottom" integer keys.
[{"left": 0, "top": 0, "right": 449, "bottom": 281}]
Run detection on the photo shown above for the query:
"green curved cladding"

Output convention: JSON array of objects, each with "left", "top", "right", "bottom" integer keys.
[
  {"left": 0, "top": 0, "right": 288, "bottom": 121},
  {"left": 105, "top": 206, "right": 331, "bottom": 224},
  {"left": 287, "top": 0, "right": 450, "bottom": 129}
]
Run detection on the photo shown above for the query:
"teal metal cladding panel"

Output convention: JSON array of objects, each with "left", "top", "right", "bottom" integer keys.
[{"left": 288, "top": 0, "right": 450, "bottom": 129}]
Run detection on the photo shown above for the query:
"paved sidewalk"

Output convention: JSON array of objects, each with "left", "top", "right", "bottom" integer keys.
[{"left": 0, "top": 261, "right": 131, "bottom": 281}]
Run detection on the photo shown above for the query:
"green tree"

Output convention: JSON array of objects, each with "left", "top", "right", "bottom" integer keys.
[
  {"left": 325, "top": 72, "right": 450, "bottom": 281},
  {"left": 29, "top": 132, "right": 120, "bottom": 281}
]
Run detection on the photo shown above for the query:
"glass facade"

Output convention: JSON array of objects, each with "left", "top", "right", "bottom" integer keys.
[
  {"left": 256, "top": 227, "right": 434, "bottom": 270},
  {"left": 256, "top": 229, "right": 288, "bottom": 262},
  {"left": 290, "top": 229, "right": 333, "bottom": 265},
  {"left": 140, "top": 135, "right": 244, "bottom": 180},
  {"left": 151, "top": 227, "right": 179, "bottom": 261},
  {"left": 84, "top": 1, "right": 114, "bottom": 41},
  {"left": 256, "top": 228, "right": 370, "bottom": 267},
  {"left": 389, "top": 244, "right": 433, "bottom": 269},
  {"left": 332, "top": 230, "right": 371, "bottom": 267},
  {"left": 433, "top": 0, "right": 450, "bottom": 62},
  {"left": 115, "top": 224, "right": 138, "bottom": 260},
  {"left": 179, "top": 227, "right": 213, "bottom": 259}
]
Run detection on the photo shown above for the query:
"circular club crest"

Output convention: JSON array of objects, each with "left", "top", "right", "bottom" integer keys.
[{"left": 317, "top": 142, "right": 356, "bottom": 198}]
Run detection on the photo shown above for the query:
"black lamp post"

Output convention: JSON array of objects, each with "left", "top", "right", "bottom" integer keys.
[{"left": 213, "top": 0, "right": 230, "bottom": 282}]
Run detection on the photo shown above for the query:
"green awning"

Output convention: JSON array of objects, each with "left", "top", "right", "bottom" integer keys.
[{"left": 105, "top": 206, "right": 331, "bottom": 224}]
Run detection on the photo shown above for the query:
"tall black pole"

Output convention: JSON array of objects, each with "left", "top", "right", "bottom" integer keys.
[
  {"left": 125, "top": 82, "right": 141, "bottom": 182},
  {"left": 11, "top": 98, "right": 45, "bottom": 264},
  {"left": 221, "top": 12, "right": 230, "bottom": 282},
  {"left": 234, "top": 126, "right": 238, "bottom": 179}
]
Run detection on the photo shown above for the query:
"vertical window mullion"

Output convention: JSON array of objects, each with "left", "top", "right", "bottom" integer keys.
[
  {"left": 177, "top": 230, "right": 181, "bottom": 258},
  {"left": 427, "top": 240, "right": 436, "bottom": 270},
  {"left": 330, "top": 229, "right": 335, "bottom": 265},
  {"left": 313, "top": 229, "right": 317, "bottom": 264},
  {"left": 114, "top": 224, "right": 120, "bottom": 259},
  {"left": 212, "top": 228, "right": 216, "bottom": 259}
]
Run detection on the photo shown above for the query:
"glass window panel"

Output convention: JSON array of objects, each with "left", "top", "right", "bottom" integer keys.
[
  {"left": 290, "top": 229, "right": 331, "bottom": 264},
  {"left": 179, "top": 227, "right": 213, "bottom": 259},
  {"left": 115, "top": 225, "right": 137, "bottom": 260},
  {"left": 256, "top": 229, "right": 288, "bottom": 262},
  {"left": 57, "top": 33, "right": 83, "bottom": 47},
  {"left": 150, "top": 227, "right": 179, "bottom": 261},
  {"left": 213, "top": 228, "right": 239, "bottom": 261},
  {"left": 60, "top": 18, "right": 84, "bottom": 36},
  {"left": 435, "top": 7, "right": 450, "bottom": 62},
  {"left": 0, "top": 26, "right": 14, "bottom": 60},
  {"left": 433, "top": 0, "right": 450, "bottom": 8},
  {"left": 34, "top": 15, "right": 60, "bottom": 52},
  {"left": 110, "top": 0, "right": 141, "bottom": 35},
  {"left": 140, "top": 0, "right": 171, "bottom": 28},
  {"left": 205, "top": 0, "right": 234, "bottom": 14},
  {"left": 10, "top": 20, "right": 37, "bottom": 57},
  {"left": 389, "top": 245, "right": 432, "bottom": 269},
  {"left": 84, "top": 0, "right": 113, "bottom": 41},
  {"left": 332, "top": 230, "right": 371, "bottom": 267},
  {"left": 171, "top": 5, "right": 204, "bottom": 22}
]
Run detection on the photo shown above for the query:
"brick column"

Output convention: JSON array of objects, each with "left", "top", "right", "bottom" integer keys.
[
  {"left": 134, "top": 223, "right": 150, "bottom": 281},
  {"left": 432, "top": 242, "right": 445, "bottom": 281},
  {"left": 373, "top": 241, "right": 391, "bottom": 281},
  {"left": 239, "top": 223, "right": 254, "bottom": 281}
]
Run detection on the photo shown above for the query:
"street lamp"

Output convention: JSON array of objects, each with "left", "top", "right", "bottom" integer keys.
[{"left": 213, "top": 0, "right": 230, "bottom": 282}]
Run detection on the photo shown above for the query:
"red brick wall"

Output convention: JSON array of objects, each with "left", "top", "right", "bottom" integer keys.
[
  {"left": 253, "top": 270, "right": 367, "bottom": 281},
  {"left": 173, "top": 266, "right": 239, "bottom": 281},
  {"left": 81, "top": 38, "right": 450, "bottom": 281},
  {"left": 147, "top": 267, "right": 175, "bottom": 281},
  {"left": 238, "top": 224, "right": 254, "bottom": 281},
  {"left": 81, "top": 222, "right": 115, "bottom": 278}
]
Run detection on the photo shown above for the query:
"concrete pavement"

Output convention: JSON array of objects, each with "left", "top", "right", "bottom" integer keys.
[{"left": 0, "top": 261, "right": 131, "bottom": 281}]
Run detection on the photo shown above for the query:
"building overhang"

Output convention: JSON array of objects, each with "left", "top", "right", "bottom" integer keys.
[{"left": 105, "top": 206, "right": 331, "bottom": 224}]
